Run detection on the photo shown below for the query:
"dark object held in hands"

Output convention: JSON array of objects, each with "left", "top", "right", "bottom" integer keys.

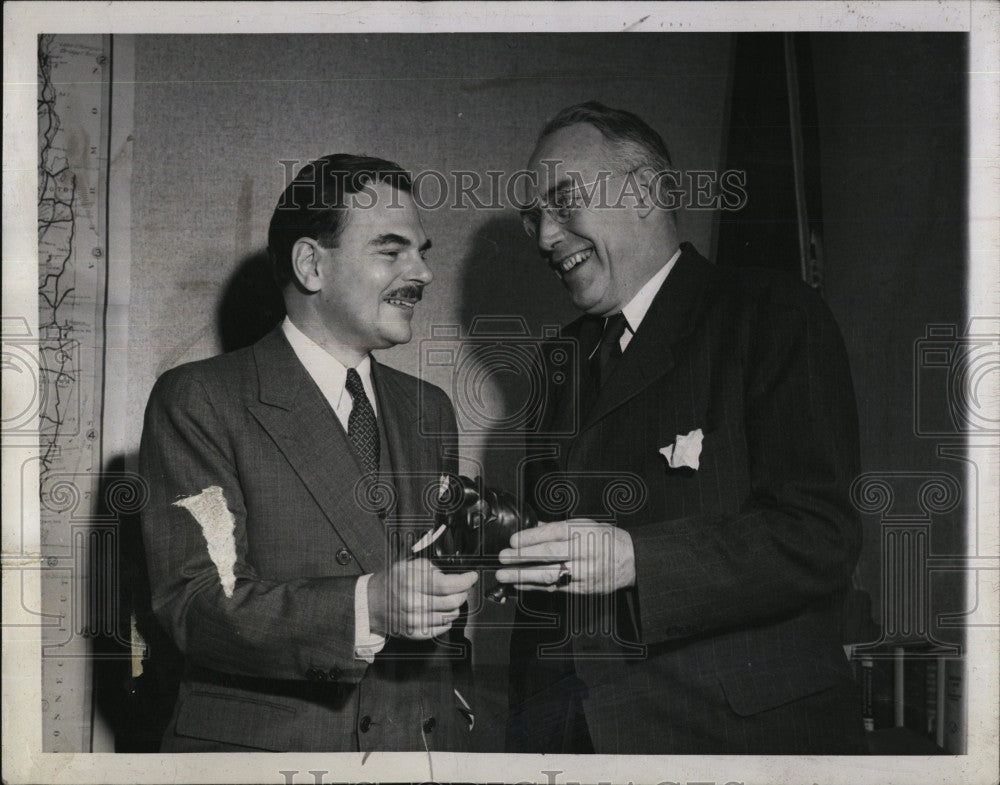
[{"left": 416, "top": 474, "right": 538, "bottom": 603}]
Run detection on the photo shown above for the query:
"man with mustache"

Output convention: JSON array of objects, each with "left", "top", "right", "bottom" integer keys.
[
  {"left": 497, "top": 103, "right": 866, "bottom": 754},
  {"left": 139, "top": 154, "right": 478, "bottom": 752}
]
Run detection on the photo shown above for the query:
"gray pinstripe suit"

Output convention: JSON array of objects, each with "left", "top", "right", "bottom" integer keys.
[
  {"left": 139, "top": 327, "right": 472, "bottom": 752},
  {"left": 508, "top": 244, "right": 867, "bottom": 754}
]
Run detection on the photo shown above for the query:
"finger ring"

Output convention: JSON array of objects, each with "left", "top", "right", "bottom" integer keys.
[{"left": 555, "top": 562, "right": 572, "bottom": 587}]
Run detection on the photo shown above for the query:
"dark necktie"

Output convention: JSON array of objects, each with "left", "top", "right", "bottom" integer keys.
[
  {"left": 590, "top": 312, "right": 629, "bottom": 389},
  {"left": 345, "top": 368, "right": 380, "bottom": 477}
]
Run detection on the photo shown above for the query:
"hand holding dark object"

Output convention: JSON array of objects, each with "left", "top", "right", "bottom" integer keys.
[
  {"left": 367, "top": 558, "right": 477, "bottom": 640},
  {"left": 415, "top": 475, "right": 538, "bottom": 603}
]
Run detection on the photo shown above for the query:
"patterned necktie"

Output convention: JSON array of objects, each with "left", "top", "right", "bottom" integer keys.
[
  {"left": 590, "top": 312, "right": 629, "bottom": 389},
  {"left": 345, "top": 368, "right": 380, "bottom": 477}
]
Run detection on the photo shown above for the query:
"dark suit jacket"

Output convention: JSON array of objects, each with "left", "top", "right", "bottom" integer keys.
[
  {"left": 509, "top": 244, "right": 867, "bottom": 754},
  {"left": 139, "top": 327, "right": 471, "bottom": 752}
]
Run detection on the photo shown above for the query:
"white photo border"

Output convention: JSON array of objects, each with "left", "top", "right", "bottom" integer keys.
[{"left": 3, "top": 2, "right": 997, "bottom": 784}]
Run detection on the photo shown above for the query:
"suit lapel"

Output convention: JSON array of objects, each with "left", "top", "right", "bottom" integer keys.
[
  {"left": 245, "top": 328, "right": 386, "bottom": 574},
  {"left": 371, "top": 359, "right": 430, "bottom": 529},
  {"left": 583, "top": 244, "right": 720, "bottom": 431}
]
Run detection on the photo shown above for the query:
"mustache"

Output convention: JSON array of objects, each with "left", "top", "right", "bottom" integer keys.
[{"left": 384, "top": 284, "right": 424, "bottom": 301}]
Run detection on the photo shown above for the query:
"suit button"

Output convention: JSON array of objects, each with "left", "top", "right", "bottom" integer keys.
[
  {"left": 335, "top": 548, "right": 352, "bottom": 566},
  {"left": 422, "top": 717, "right": 436, "bottom": 734},
  {"left": 306, "top": 668, "right": 320, "bottom": 681},
  {"left": 359, "top": 715, "right": 372, "bottom": 733},
  {"left": 328, "top": 667, "right": 342, "bottom": 681}
]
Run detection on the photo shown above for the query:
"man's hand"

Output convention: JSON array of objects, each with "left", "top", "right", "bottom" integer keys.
[
  {"left": 495, "top": 519, "right": 635, "bottom": 594},
  {"left": 368, "top": 558, "right": 477, "bottom": 640}
]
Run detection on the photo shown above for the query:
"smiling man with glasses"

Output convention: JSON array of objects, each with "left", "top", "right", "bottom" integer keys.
[
  {"left": 519, "top": 168, "right": 640, "bottom": 239},
  {"left": 497, "top": 101, "right": 866, "bottom": 755}
]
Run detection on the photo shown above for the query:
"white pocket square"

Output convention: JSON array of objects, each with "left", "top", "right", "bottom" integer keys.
[{"left": 659, "top": 428, "right": 704, "bottom": 470}]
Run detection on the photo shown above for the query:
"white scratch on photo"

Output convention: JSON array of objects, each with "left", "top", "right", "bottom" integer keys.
[{"left": 174, "top": 486, "right": 237, "bottom": 598}]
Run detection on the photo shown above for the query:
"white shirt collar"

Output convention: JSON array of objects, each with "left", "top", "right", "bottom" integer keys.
[
  {"left": 281, "top": 317, "right": 377, "bottom": 425},
  {"left": 620, "top": 246, "right": 683, "bottom": 339}
]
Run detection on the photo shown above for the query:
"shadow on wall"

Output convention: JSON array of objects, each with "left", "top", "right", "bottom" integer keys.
[
  {"left": 457, "top": 213, "right": 574, "bottom": 339},
  {"left": 452, "top": 212, "right": 577, "bottom": 751},
  {"left": 216, "top": 249, "right": 286, "bottom": 353},
  {"left": 453, "top": 211, "right": 577, "bottom": 490},
  {"left": 88, "top": 453, "right": 182, "bottom": 752}
]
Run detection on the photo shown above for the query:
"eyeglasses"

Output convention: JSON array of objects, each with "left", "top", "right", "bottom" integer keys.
[
  {"left": 519, "top": 182, "right": 591, "bottom": 239},
  {"left": 519, "top": 170, "right": 637, "bottom": 239}
]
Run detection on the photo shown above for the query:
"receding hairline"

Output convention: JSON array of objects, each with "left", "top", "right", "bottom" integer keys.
[
  {"left": 527, "top": 122, "right": 641, "bottom": 189},
  {"left": 534, "top": 102, "right": 673, "bottom": 174}
]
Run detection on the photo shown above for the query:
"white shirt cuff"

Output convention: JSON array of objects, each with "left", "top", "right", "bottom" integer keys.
[{"left": 354, "top": 573, "right": 386, "bottom": 662}]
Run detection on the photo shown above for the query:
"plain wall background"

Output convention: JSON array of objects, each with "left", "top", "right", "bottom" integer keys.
[{"left": 126, "top": 33, "right": 734, "bottom": 455}]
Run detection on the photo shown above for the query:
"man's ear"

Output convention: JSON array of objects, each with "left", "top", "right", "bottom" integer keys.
[
  {"left": 290, "top": 238, "right": 323, "bottom": 292},
  {"left": 632, "top": 167, "right": 659, "bottom": 219}
]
